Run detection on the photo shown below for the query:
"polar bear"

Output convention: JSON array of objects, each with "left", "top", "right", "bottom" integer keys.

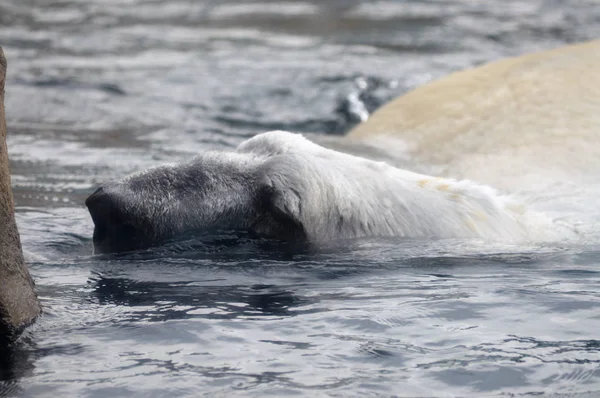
[
  {"left": 86, "top": 40, "right": 600, "bottom": 253},
  {"left": 348, "top": 39, "right": 600, "bottom": 194},
  {"left": 86, "top": 130, "right": 547, "bottom": 254}
]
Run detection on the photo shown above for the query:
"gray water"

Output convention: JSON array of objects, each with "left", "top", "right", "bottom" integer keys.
[{"left": 2, "top": 1, "right": 600, "bottom": 397}]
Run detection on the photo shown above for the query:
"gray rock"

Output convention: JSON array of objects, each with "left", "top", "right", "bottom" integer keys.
[{"left": 0, "top": 47, "right": 40, "bottom": 345}]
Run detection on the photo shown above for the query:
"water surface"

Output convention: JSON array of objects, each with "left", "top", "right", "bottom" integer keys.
[{"left": 1, "top": 1, "right": 600, "bottom": 396}]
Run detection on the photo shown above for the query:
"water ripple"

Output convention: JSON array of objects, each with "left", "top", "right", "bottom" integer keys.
[{"left": 2, "top": 0, "right": 600, "bottom": 396}]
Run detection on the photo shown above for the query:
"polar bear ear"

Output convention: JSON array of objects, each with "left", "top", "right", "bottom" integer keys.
[{"left": 259, "top": 179, "right": 307, "bottom": 241}]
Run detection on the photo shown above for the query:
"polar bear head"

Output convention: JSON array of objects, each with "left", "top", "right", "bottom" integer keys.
[
  {"left": 86, "top": 131, "right": 536, "bottom": 254},
  {"left": 86, "top": 132, "right": 320, "bottom": 253}
]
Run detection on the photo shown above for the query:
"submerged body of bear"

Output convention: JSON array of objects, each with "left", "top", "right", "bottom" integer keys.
[{"left": 86, "top": 131, "right": 548, "bottom": 254}]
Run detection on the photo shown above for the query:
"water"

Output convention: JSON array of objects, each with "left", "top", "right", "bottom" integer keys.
[{"left": 2, "top": 0, "right": 600, "bottom": 396}]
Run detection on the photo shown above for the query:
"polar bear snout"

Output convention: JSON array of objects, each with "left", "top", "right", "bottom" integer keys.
[{"left": 86, "top": 186, "right": 156, "bottom": 254}]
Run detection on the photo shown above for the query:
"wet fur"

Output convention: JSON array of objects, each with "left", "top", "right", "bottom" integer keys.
[{"left": 87, "top": 131, "right": 537, "bottom": 253}]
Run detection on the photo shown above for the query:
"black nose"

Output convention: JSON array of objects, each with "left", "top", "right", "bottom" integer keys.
[
  {"left": 86, "top": 186, "right": 119, "bottom": 228},
  {"left": 85, "top": 186, "right": 149, "bottom": 254},
  {"left": 85, "top": 186, "right": 107, "bottom": 209}
]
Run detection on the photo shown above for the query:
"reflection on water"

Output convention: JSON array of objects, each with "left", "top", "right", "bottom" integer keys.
[{"left": 2, "top": 0, "right": 600, "bottom": 397}]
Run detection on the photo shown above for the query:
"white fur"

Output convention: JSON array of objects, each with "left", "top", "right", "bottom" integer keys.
[
  {"left": 238, "top": 131, "right": 547, "bottom": 242},
  {"left": 89, "top": 130, "right": 558, "bottom": 254}
]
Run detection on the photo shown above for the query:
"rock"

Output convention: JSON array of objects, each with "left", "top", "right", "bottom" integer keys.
[{"left": 0, "top": 47, "right": 40, "bottom": 346}]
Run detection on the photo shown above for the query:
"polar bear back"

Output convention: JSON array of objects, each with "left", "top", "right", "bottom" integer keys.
[{"left": 348, "top": 39, "right": 600, "bottom": 193}]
